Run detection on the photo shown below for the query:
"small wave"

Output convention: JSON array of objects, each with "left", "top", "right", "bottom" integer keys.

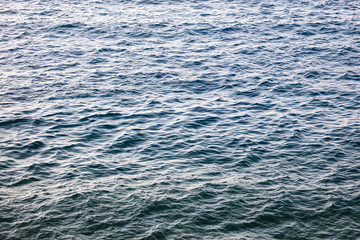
[
  {"left": 0, "top": 118, "right": 32, "bottom": 128},
  {"left": 107, "top": 132, "right": 147, "bottom": 154},
  {"left": 10, "top": 176, "right": 41, "bottom": 187}
]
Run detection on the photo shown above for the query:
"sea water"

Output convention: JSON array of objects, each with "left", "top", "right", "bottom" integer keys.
[{"left": 0, "top": 0, "right": 359, "bottom": 239}]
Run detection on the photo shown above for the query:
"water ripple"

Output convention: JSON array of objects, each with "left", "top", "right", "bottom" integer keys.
[{"left": 0, "top": 0, "right": 359, "bottom": 239}]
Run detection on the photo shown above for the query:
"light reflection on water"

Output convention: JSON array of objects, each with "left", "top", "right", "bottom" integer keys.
[{"left": 0, "top": 0, "right": 360, "bottom": 239}]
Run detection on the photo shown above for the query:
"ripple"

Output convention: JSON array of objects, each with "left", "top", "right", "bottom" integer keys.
[
  {"left": 0, "top": 118, "right": 32, "bottom": 128},
  {"left": 0, "top": 0, "right": 359, "bottom": 239}
]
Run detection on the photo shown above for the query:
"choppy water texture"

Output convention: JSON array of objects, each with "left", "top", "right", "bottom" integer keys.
[{"left": 1, "top": 0, "right": 360, "bottom": 239}]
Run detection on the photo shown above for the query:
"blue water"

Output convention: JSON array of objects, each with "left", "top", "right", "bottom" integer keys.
[{"left": 1, "top": 0, "right": 359, "bottom": 239}]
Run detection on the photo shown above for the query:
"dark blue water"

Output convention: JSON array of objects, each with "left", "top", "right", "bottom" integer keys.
[{"left": 1, "top": 0, "right": 360, "bottom": 239}]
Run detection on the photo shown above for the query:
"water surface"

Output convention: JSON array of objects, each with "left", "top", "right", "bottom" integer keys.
[{"left": 0, "top": 0, "right": 359, "bottom": 239}]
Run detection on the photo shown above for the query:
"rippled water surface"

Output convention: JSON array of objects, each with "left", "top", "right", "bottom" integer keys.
[{"left": 1, "top": 0, "right": 360, "bottom": 239}]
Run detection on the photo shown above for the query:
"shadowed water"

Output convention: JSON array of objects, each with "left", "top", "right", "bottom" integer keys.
[{"left": 0, "top": 0, "right": 359, "bottom": 239}]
